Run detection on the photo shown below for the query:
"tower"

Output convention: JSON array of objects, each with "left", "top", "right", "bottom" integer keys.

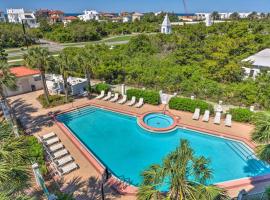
[{"left": 161, "top": 14, "right": 172, "bottom": 34}]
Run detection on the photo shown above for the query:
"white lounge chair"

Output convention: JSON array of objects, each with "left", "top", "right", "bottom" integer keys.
[
  {"left": 110, "top": 93, "right": 119, "bottom": 102},
  {"left": 96, "top": 90, "right": 105, "bottom": 99},
  {"left": 225, "top": 114, "right": 232, "bottom": 127},
  {"left": 135, "top": 98, "right": 144, "bottom": 108},
  {"left": 214, "top": 112, "right": 221, "bottom": 125},
  {"left": 59, "top": 162, "right": 78, "bottom": 175},
  {"left": 192, "top": 108, "right": 200, "bottom": 120},
  {"left": 202, "top": 110, "right": 210, "bottom": 122},
  {"left": 44, "top": 137, "right": 60, "bottom": 146},
  {"left": 49, "top": 143, "right": 64, "bottom": 152},
  {"left": 103, "top": 92, "right": 112, "bottom": 101},
  {"left": 216, "top": 105, "right": 223, "bottom": 113},
  {"left": 52, "top": 149, "right": 69, "bottom": 159},
  {"left": 127, "top": 96, "right": 136, "bottom": 106},
  {"left": 55, "top": 155, "right": 73, "bottom": 166},
  {"left": 41, "top": 132, "right": 56, "bottom": 140},
  {"left": 118, "top": 95, "right": 127, "bottom": 104}
]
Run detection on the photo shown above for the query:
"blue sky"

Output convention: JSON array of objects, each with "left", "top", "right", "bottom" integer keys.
[{"left": 1, "top": 0, "right": 269, "bottom": 13}]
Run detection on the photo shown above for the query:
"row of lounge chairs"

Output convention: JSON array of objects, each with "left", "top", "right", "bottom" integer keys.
[
  {"left": 40, "top": 132, "right": 79, "bottom": 175},
  {"left": 96, "top": 90, "right": 144, "bottom": 108},
  {"left": 192, "top": 108, "right": 232, "bottom": 127}
]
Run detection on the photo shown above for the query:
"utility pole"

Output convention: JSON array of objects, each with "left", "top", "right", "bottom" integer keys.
[{"left": 21, "top": 19, "right": 29, "bottom": 49}]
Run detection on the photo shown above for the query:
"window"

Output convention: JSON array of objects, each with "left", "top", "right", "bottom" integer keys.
[
  {"left": 249, "top": 69, "right": 255, "bottom": 77},
  {"left": 33, "top": 75, "right": 41, "bottom": 81}
]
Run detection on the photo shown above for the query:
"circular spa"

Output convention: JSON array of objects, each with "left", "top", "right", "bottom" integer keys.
[{"left": 139, "top": 112, "right": 178, "bottom": 132}]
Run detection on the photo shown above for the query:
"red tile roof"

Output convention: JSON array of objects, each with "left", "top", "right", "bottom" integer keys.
[
  {"left": 49, "top": 10, "right": 64, "bottom": 15},
  {"left": 10, "top": 66, "right": 40, "bottom": 77},
  {"left": 64, "top": 16, "right": 77, "bottom": 20}
]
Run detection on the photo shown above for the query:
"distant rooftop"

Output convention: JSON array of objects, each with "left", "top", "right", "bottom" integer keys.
[{"left": 243, "top": 49, "right": 270, "bottom": 68}]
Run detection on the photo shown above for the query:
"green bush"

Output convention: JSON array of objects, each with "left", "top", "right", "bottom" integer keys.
[
  {"left": 126, "top": 89, "right": 160, "bottom": 105},
  {"left": 37, "top": 94, "right": 73, "bottom": 108},
  {"left": 169, "top": 97, "right": 214, "bottom": 114},
  {"left": 229, "top": 108, "right": 253, "bottom": 122},
  {"left": 93, "top": 83, "right": 110, "bottom": 94}
]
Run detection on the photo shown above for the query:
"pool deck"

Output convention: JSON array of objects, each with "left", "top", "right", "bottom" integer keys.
[{"left": 7, "top": 91, "right": 270, "bottom": 198}]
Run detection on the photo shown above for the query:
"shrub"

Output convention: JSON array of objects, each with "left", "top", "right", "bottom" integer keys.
[
  {"left": 37, "top": 94, "right": 73, "bottom": 108},
  {"left": 92, "top": 83, "right": 110, "bottom": 94},
  {"left": 169, "top": 97, "right": 214, "bottom": 114},
  {"left": 126, "top": 89, "right": 160, "bottom": 105},
  {"left": 229, "top": 108, "right": 253, "bottom": 122}
]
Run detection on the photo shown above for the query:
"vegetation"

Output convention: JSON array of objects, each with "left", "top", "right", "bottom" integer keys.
[
  {"left": 37, "top": 94, "right": 73, "bottom": 108},
  {"left": 92, "top": 83, "right": 110, "bottom": 94},
  {"left": 126, "top": 88, "right": 160, "bottom": 105},
  {"left": 0, "top": 60, "right": 16, "bottom": 99},
  {"left": 229, "top": 108, "right": 253, "bottom": 122},
  {"left": 138, "top": 139, "right": 229, "bottom": 200},
  {"left": 169, "top": 97, "right": 213, "bottom": 114}
]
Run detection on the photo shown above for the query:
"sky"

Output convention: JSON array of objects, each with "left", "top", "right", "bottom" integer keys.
[{"left": 1, "top": 0, "right": 269, "bottom": 13}]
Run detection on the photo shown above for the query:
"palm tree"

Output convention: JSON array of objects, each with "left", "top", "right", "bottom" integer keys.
[
  {"left": 211, "top": 11, "right": 220, "bottom": 20},
  {"left": 137, "top": 140, "right": 229, "bottom": 200},
  {"left": 0, "top": 61, "right": 16, "bottom": 100},
  {"left": 230, "top": 12, "right": 240, "bottom": 20},
  {"left": 24, "top": 47, "right": 51, "bottom": 104}
]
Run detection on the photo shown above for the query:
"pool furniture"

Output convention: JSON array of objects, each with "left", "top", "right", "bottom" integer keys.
[
  {"left": 44, "top": 137, "right": 60, "bottom": 146},
  {"left": 96, "top": 90, "right": 105, "bottom": 99},
  {"left": 225, "top": 114, "right": 232, "bottom": 127},
  {"left": 135, "top": 98, "right": 144, "bottom": 108},
  {"left": 214, "top": 112, "right": 221, "bottom": 125},
  {"left": 192, "top": 108, "right": 200, "bottom": 120},
  {"left": 59, "top": 162, "right": 78, "bottom": 175},
  {"left": 110, "top": 93, "right": 119, "bottom": 102},
  {"left": 127, "top": 96, "right": 136, "bottom": 106},
  {"left": 118, "top": 95, "right": 127, "bottom": 104},
  {"left": 202, "top": 110, "right": 210, "bottom": 122},
  {"left": 52, "top": 149, "right": 69, "bottom": 159},
  {"left": 49, "top": 143, "right": 64, "bottom": 152},
  {"left": 55, "top": 155, "right": 73, "bottom": 166},
  {"left": 103, "top": 92, "right": 112, "bottom": 101},
  {"left": 41, "top": 132, "right": 56, "bottom": 140}
]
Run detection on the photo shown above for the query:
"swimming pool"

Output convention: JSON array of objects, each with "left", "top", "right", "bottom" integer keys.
[{"left": 57, "top": 106, "right": 270, "bottom": 186}]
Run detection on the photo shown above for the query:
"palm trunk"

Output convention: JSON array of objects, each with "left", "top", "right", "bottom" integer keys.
[
  {"left": 63, "top": 75, "right": 68, "bottom": 103},
  {"left": 40, "top": 71, "right": 49, "bottom": 104},
  {"left": 86, "top": 68, "right": 91, "bottom": 99}
]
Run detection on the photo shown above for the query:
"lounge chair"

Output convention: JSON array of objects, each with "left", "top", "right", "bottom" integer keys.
[
  {"left": 214, "top": 112, "right": 221, "bottom": 125},
  {"left": 59, "top": 162, "right": 78, "bottom": 175},
  {"left": 110, "top": 93, "right": 119, "bottom": 102},
  {"left": 135, "top": 98, "right": 144, "bottom": 108},
  {"left": 216, "top": 105, "right": 223, "bottom": 113},
  {"left": 41, "top": 132, "right": 56, "bottom": 140},
  {"left": 49, "top": 143, "right": 64, "bottom": 152},
  {"left": 52, "top": 149, "right": 69, "bottom": 159},
  {"left": 55, "top": 155, "right": 73, "bottom": 166},
  {"left": 44, "top": 137, "right": 60, "bottom": 146},
  {"left": 202, "top": 110, "right": 210, "bottom": 122},
  {"left": 103, "top": 92, "right": 112, "bottom": 101},
  {"left": 127, "top": 96, "right": 136, "bottom": 106},
  {"left": 96, "top": 90, "right": 105, "bottom": 99},
  {"left": 192, "top": 108, "right": 200, "bottom": 120},
  {"left": 225, "top": 114, "right": 232, "bottom": 127},
  {"left": 118, "top": 95, "right": 127, "bottom": 104}
]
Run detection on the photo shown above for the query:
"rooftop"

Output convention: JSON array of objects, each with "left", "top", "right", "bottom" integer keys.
[
  {"left": 243, "top": 48, "right": 270, "bottom": 68},
  {"left": 10, "top": 66, "right": 40, "bottom": 77},
  {"left": 162, "top": 14, "right": 171, "bottom": 27},
  {"left": 64, "top": 16, "right": 77, "bottom": 20}
]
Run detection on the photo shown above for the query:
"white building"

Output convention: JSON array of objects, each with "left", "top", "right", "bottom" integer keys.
[
  {"left": 205, "top": 13, "right": 213, "bottom": 26},
  {"left": 242, "top": 49, "right": 270, "bottom": 78},
  {"left": 78, "top": 10, "right": 99, "bottom": 21},
  {"left": 7, "top": 8, "right": 38, "bottom": 28},
  {"left": 0, "top": 11, "right": 5, "bottom": 22},
  {"left": 161, "top": 14, "right": 172, "bottom": 34},
  {"left": 123, "top": 16, "right": 131, "bottom": 23},
  {"left": 132, "top": 12, "right": 144, "bottom": 22},
  {"left": 3, "top": 66, "right": 43, "bottom": 97}
]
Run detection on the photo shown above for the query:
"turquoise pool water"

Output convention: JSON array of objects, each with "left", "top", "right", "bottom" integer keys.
[
  {"left": 143, "top": 113, "right": 174, "bottom": 129},
  {"left": 57, "top": 106, "right": 270, "bottom": 186}
]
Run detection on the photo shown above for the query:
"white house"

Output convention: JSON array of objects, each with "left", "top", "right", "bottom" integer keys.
[
  {"left": 3, "top": 66, "right": 43, "bottom": 97},
  {"left": 242, "top": 49, "right": 270, "bottom": 78},
  {"left": 7, "top": 8, "right": 38, "bottom": 28},
  {"left": 205, "top": 13, "right": 213, "bottom": 26},
  {"left": 0, "top": 11, "right": 5, "bottom": 22},
  {"left": 161, "top": 14, "right": 172, "bottom": 34},
  {"left": 132, "top": 12, "right": 144, "bottom": 22},
  {"left": 78, "top": 10, "right": 99, "bottom": 21}
]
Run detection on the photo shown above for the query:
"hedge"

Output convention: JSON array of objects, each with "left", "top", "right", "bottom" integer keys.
[
  {"left": 229, "top": 108, "right": 253, "bottom": 122},
  {"left": 37, "top": 94, "right": 73, "bottom": 108},
  {"left": 126, "top": 89, "right": 160, "bottom": 105},
  {"left": 169, "top": 97, "right": 214, "bottom": 114},
  {"left": 92, "top": 83, "right": 110, "bottom": 94}
]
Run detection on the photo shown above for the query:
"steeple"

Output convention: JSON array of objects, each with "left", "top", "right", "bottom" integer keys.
[{"left": 161, "top": 14, "right": 172, "bottom": 34}]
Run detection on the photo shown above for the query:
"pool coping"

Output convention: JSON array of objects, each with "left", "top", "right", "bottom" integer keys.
[{"left": 53, "top": 102, "right": 270, "bottom": 196}]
